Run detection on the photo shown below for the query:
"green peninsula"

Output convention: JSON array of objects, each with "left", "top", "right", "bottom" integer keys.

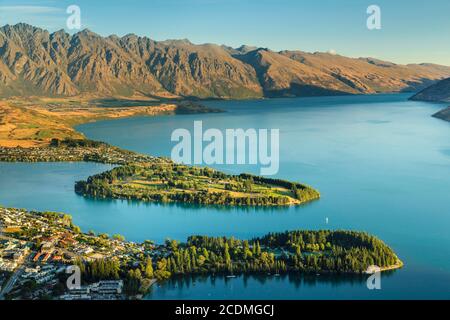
[
  {"left": 0, "top": 138, "right": 320, "bottom": 207},
  {"left": 75, "top": 163, "right": 320, "bottom": 206}
]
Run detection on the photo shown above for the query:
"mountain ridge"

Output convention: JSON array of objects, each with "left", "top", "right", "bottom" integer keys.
[
  {"left": 1, "top": 23, "right": 450, "bottom": 99},
  {"left": 410, "top": 77, "right": 450, "bottom": 122},
  {"left": 410, "top": 77, "right": 450, "bottom": 103}
]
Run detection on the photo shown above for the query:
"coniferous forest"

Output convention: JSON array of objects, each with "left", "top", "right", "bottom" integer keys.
[
  {"left": 71, "top": 230, "right": 401, "bottom": 295},
  {"left": 163, "top": 230, "right": 401, "bottom": 277}
]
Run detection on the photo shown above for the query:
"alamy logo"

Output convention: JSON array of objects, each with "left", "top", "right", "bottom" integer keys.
[
  {"left": 66, "top": 265, "right": 81, "bottom": 290},
  {"left": 366, "top": 265, "right": 382, "bottom": 290},
  {"left": 171, "top": 121, "right": 280, "bottom": 175},
  {"left": 367, "top": 5, "right": 382, "bottom": 30},
  {"left": 66, "top": 5, "right": 81, "bottom": 30}
]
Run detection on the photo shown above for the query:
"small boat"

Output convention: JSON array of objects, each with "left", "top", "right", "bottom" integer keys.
[{"left": 226, "top": 275, "right": 236, "bottom": 278}]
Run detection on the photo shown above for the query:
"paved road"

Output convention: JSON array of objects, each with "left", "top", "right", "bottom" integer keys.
[
  {"left": 0, "top": 219, "right": 29, "bottom": 299},
  {"left": 0, "top": 251, "right": 34, "bottom": 300}
]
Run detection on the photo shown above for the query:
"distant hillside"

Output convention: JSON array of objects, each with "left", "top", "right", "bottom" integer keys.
[
  {"left": 410, "top": 77, "right": 450, "bottom": 102},
  {"left": 432, "top": 107, "right": 450, "bottom": 122},
  {"left": 1, "top": 23, "right": 450, "bottom": 99},
  {"left": 410, "top": 78, "right": 450, "bottom": 122}
]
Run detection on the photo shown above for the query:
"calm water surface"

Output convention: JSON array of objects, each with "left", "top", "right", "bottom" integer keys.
[{"left": 1, "top": 94, "right": 449, "bottom": 299}]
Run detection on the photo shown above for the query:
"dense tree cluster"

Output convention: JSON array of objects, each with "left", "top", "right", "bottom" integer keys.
[
  {"left": 255, "top": 230, "right": 399, "bottom": 272},
  {"left": 75, "top": 258, "right": 120, "bottom": 282},
  {"left": 156, "top": 230, "right": 399, "bottom": 277},
  {"left": 50, "top": 138, "right": 105, "bottom": 148},
  {"left": 75, "top": 256, "right": 156, "bottom": 296},
  {"left": 240, "top": 173, "right": 320, "bottom": 201}
]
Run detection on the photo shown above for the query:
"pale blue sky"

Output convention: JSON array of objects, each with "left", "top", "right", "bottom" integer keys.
[{"left": 1, "top": 0, "right": 449, "bottom": 65}]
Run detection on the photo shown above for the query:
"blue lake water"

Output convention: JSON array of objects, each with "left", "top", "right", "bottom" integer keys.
[{"left": 1, "top": 93, "right": 449, "bottom": 299}]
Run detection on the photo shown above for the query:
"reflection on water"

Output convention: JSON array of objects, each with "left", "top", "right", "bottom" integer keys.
[
  {"left": 81, "top": 194, "right": 319, "bottom": 213},
  {"left": 146, "top": 271, "right": 400, "bottom": 300}
]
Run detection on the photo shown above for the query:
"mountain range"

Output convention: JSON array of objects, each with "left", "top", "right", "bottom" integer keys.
[{"left": 1, "top": 23, "right": 450, "bottom": 99}]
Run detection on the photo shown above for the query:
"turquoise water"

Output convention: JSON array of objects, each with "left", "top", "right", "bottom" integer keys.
[{"left": 1, "top": 94, "right": 449, "bottom": 299}]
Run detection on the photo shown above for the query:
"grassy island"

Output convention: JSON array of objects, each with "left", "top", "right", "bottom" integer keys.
[
  {"left": 75, "top": 163, "right": 320, "bottom": 206},
  {"left": 0, "top": 207, "right": 402, "bottom": 300}
]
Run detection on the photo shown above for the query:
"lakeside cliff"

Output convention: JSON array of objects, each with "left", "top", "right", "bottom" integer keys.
[{"left": 410, "top": 77, "right": 450, "bottom": 122}]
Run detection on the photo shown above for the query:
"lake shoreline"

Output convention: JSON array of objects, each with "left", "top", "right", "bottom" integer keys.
[
  {"left": 432, "top": 106, "right": 450, "bottom": 122},
  {"left": 0, "top": 98, "right": 223, "bottom": 148}
]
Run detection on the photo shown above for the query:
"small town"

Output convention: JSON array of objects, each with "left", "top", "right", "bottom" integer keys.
[
  {"left": 0, "top": 138, "right": 163, "bottom": 165},
  {"left": 0, "top": 207, "right": 163, "bottom": 300}
]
